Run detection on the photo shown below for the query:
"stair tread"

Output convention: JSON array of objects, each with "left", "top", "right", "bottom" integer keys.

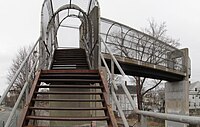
[
  {"left": 37, "top": 85, "right": 103, "bottom": 88},
  {"left": 26, "top": 116, "right": 109, "bottom": 121},
  {"left": 52, "top": 62, "right": 88, "bottom": 65},
  {"left": 41, "top": 69, "right": 98, "bottom": 74},
  {"left": 32, "top": 98, "right": 104, "bottom": 102},
  {"left": 40, "top": 74, "right": 99, "bottom": 77},
  {"left": 52, "top": 65, "right": 88, "bottom": 67},
  {"left": 51, "top": 66, "right": 89, "bottom": 69},
  {"left": 54, "top": 57, "right": 86, "bottom": 59},
  {"left": 39, "top": 79, "right": 102, "bottom": 82},
  {"left": 35, "top": 91, "right": 103, "bottom": 94},
  {"left": 29, "top": 107, "right": 107, "bottom": 110}
]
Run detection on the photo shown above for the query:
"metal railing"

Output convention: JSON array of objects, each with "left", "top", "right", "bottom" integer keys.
[
  {"left": 100, "top": 17, "right": 186, "bottom": 74},
  {"left": 101, "top": 40, "right": 136, "bottom": 127},
  {"left": 101, "top": 39, "right": 200, "bottom": 126},
  {"left": 0, "top": 37, "right": 52, "bottom": 127}
]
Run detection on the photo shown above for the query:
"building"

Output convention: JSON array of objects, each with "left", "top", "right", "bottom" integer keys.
[
  {"left": 189, "top": 81, "right": 200, "bottom": 110},
  {"left": 111, "top": 85, "right": 137, "bottom": 117},
  {"left": 143, "top": 89, "right": 165, "bottom": 113}
]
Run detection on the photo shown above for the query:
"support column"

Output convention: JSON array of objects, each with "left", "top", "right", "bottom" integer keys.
[{"left": 165, "top": 48, "right": 191, "bottom": 127}]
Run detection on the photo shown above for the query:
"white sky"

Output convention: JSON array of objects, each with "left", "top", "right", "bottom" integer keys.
[{"left": 0, "top": 0, "right": 199, "bottom": 95}]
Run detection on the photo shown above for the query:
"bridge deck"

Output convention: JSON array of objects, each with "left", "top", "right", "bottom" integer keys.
[{"left": 102, "top": 53, "right": 186, "bottom": 82}]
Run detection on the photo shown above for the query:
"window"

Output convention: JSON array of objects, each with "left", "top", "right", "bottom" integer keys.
[
  {"left": 192, "top": 96, "right": 195, "bottom": 99},
  {"left": 195, "top": 88, "right": 198, "bottom": 91}
]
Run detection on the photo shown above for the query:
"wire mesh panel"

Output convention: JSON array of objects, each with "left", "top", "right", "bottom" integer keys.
[{"left": 100, "top": 18, "right": 185, "bottom": 73}]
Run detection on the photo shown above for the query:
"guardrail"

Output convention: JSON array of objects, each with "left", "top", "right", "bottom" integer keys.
[
  {"left": 100, "top": 17, "right": 186, "bottom": 73},
  {"left": 101, "top": 39, "right": 200, "bottom": 126},
  {"left": 0, "top": 37, "right": 52, "bottom": 127}
]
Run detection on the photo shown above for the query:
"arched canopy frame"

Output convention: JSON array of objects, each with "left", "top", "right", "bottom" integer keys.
[{"left": 39, "top": 0, "right": 100, "bottom": 69}]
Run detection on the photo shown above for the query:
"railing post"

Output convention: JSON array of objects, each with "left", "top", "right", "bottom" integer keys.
[
  {"left": 25, "top": 61, "right": 29, "bottom": 104},
  {"left": 112, "top": 91, "right": 129, "bottom": 127},
  {"left": 111, "top": 60, "right": 114, "bottom": 106}
]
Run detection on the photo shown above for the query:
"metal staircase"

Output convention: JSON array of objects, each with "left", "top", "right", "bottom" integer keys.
[
  {"left": 18, "top": 48, "right": 117, "bottom": 127},
  {"left": 51, "top": 49, "right": 89, "bottom": 70},
  {"left": 0, "top": 0, "right": 195, "bottom": 127}
]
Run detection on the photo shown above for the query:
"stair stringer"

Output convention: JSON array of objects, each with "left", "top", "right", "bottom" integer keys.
[
  {"left": 18, "top": 71, "right": 42, "bottom": 127},
  {"left": 99, "top": 69, "right": 118, "bottom": 127}
]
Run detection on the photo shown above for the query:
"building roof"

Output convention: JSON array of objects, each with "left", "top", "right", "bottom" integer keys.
[
  {"left": 115, "top": 85, "right": 137, "bottom": 94},
  {"left": 190, "top": 81, "right": 200, "bottom": 90}
]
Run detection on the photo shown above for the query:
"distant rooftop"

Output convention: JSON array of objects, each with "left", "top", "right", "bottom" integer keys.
[{"left": 116, "top": 85, "right": 137, "bottom": 94}]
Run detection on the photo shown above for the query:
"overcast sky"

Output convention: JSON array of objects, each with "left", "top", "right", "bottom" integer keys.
[{"left": 0, "top": 0, "right": 199, "bottom": 95}]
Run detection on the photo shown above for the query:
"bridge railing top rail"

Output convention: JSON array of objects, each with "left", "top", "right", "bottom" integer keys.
[{"left": 100, "top": 17, "right": 186, "bottom": 73}]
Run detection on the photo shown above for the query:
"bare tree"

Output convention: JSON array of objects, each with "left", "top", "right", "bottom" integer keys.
[
  {"left": 6, "top": 46, "right": 36, "bottom": 106},
  {"left": 134, "top": 19, "right": 179, "bottom": 114}
]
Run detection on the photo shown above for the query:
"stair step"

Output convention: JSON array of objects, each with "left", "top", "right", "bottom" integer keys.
[
  {"left": 35, "top": 91, "right": 103, "bottom": 95},
  {"left": 54, "top": 56, "right": 86, "bottom": 59},
  {"left": 55, "top": 52, "right": 85, "bottom": 54},
  {"left": 52, "top": 62, "right": 88, "bottom": 65},
  {"left": 26, "top": 116, "right": 109, "bottom": 121},
  {"left": 32, "top": 98, "right": 104, "bottom": 102},
  {"left": 52, "top": 65, "right": 88, "bottom": 67},
  {"left": 40, "top": 74, "right": 99, "bottom": 79},
  {"left": 39, "top": 79, "right": 102, "bottom": 83},
  {"left": 54, "top": 57, "right": 86, "bottom": 61},
  {"left": 41, "top": 69, "right": 98, "bottom": 74},
  {"left": 29, "top": 107, "right": 107, "bottom": 110},
  {"left": 51, "top": 66, "right": 89, "bottom": 69},
  {"left": 55, "top": 50, "right": 85, "bottom": 53},
  {"left": 54, "top": 53, "right": 85, "bottom": 55},
  {"left": 54, "top": 57, "right": 86, "bottom": 60},
  {"left": 37, "top": 85, "right": 103, "bottom": 88}
]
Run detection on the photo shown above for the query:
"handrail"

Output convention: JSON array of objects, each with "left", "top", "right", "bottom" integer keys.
[
  {"left": 102, "top": 40, "right": 136, "bottom": 109},
  {"left": 101, "top": 40, "right": 136, "bottom": 126},
  {"left": 111, "top": 91, "right": 129, "bottom": 127},
  {"left": 100, "top": 53, "right": 118, "bottom": 90},
  {"left": 100, "top": 54, "right": 128, "bottom": 126},
  {"left": 0, "top": 34, "right": 54, "bottom": 127},
  {"left": 0, "top": 37, "right": 41, "bottom": 105},
  {"left": 135, "top": 110, "right": 200, "bottom": 125},
  {"left": 4, "top": 56, "right": 40, "bottom": 127}
]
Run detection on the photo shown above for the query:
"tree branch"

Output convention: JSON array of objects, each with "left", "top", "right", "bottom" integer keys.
[{"left": 142, "top": 80, "right": 162, "bottom": 96}]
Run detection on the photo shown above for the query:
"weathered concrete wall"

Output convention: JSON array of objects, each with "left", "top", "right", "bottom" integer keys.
[{"left": 165, "top": 48, "right": 190, "bottom": 127}]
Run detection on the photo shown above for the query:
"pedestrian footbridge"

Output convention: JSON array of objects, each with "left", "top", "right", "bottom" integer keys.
[{"left": 0, "top": 0, "right": 195, "bottom": 127}]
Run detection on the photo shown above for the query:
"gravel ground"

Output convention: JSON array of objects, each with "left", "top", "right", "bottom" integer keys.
[
  {"left": 0, "top": 106, "right": 12, "bottom": 127},
  {"left": 0, "top": 106, "right": 19, "bottom": 127}
]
